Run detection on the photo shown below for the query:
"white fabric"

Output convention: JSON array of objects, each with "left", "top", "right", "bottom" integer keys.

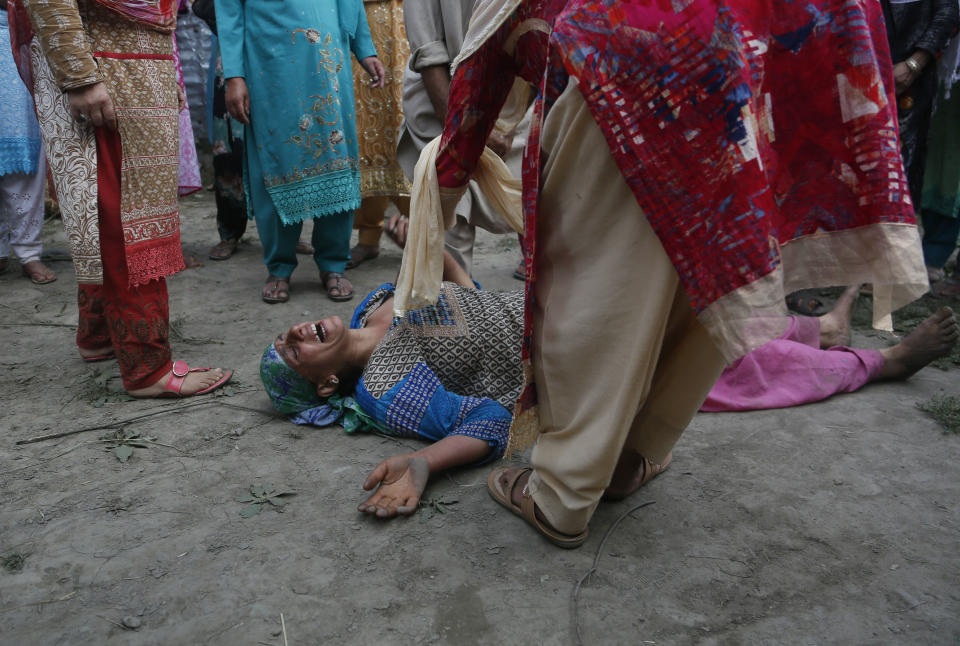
[
  {"left": 0, "top": 145, "right": 46, "bottom": 264},
  {"left": 394, "top": 136, "right": 522, "bottom": 317},
  {"left": 452, "top": 0, "right": 522, "bottom": 72}
]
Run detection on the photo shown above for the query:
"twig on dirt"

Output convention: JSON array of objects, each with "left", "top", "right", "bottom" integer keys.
[
  {"left": 890, "top": 600, "right": 929, "bottom": 614},
  {"left": 16, "top": 399, "right": 272, "bottom": 445},
  {"left": 0, "top": 322, "right": 75, "bottom": 328},
  {"left": 572, "top": 500, "right": 655, "bottom": 646},
  {"left": 205, "top": 621, "right": 244, "bottom": 643},
  {"left": 281, "top": 613, "right": 289, "bottom": 646},
  {"left": 0, "top": 590, "right": 76, "bottom": 614},
  {"left": 97, "top": 615, "right": 129, "bottom": 630},
  {"left": 6, "top": 442, "right": 88, "bottom": 474},
  {"left": 91, "top": 437, "right": 188, "bottom": 454}
]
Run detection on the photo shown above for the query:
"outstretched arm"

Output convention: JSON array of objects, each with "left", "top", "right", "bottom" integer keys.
[
  {"left": 357, "top": 435, "right": 491, "bottom": 518},
  {"left": 353, "top": 363, "right": 513, "bottom": 519}
]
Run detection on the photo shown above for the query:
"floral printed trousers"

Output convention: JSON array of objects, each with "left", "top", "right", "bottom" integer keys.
[{"left": 76, "top": 127, "right": 173, "bottom": 391}]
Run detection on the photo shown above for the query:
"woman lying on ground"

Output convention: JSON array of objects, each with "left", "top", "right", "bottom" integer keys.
[
  {"left": 260, "top": 253, "right": 526, "bottom": 518},
  {"left": 263, "top": 277, "right": 956, "bottom": 517}
]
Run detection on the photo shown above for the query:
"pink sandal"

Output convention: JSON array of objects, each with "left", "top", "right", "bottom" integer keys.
[{"left": 159, "top": 360, "right": 232, "bottom": 397}]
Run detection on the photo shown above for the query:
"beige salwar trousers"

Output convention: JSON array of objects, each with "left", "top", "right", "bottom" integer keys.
[{"left": 526, "top": 79, "right": 728, "bottom": 535}]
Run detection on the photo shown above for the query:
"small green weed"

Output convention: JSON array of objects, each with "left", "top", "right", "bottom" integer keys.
[
  {"left": 237, "top": 485, "right": 296, "bottom": 518},
  {"left": 418, "top": 495, "right": 459, "bottom": 523}
]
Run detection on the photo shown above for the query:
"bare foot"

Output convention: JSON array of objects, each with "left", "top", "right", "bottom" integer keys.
[
  {"left": 183, "top": 253, "right": 204, "bottom": 269},
  {"left": 358, "top": 454, "right": 430, "bottom": 518},
  {"left": 818, "top": 285, "right": 861, "bottom": 348},
  {"left": 603, "top": 450, "right": 672, "bottom": 501},
  {"left": 127, "top": 365, "right": 230, "bottom": 398},
  {"left": 879, "top": 307, "right": 958, "bottom": 380}
]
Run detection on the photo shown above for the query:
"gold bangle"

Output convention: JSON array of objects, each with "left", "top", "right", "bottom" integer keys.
[{"left": 905, "top": 57, "right": 922, "bottom": 74}]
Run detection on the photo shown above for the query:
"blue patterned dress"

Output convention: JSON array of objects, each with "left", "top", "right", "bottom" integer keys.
[{"left": 349, "top": 283, "right": 524, "bottom": 462}]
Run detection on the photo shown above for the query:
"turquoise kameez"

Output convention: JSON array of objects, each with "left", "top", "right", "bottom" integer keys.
[{"left": 215, "top": 0, "right": 377, "bottom": 276}]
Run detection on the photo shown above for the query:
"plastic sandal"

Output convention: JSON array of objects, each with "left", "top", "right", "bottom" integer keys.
[{"left": 158, "top": 360, "right": 232, "bottom": 397}]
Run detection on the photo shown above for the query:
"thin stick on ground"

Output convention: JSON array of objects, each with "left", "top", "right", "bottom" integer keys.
[
  {"left": 0, "top": 591, "right": 77, "bottom": 614},
  {"left": 572, "top": 500, "right": 655, "bottom": 646},
  {"left": 0, "top": 323, "right": 76, "bottom": 328},
  {"left": 281, "top": 613, "right": 289, "bottom": 646},
  {"left": 16, "top": 399, "right": 272, "bottom": 445},
  {"left": 6, "top": 442, "right": 88, "bottom": 474}
]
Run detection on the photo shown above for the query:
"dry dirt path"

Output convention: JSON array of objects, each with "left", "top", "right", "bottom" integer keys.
[{"left": 1, "top": 191, "right": 958, "bottom": 645}]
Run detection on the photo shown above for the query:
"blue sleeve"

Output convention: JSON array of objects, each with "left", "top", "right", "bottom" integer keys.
[
  {"left": 351, "top": 283, "right": 395, "bottom": 329},
  {"left": 349, "top": 2, "right": 378, "bottom": 61},
  {"left": 213, "top": 0, "right": 245, "bottom": 79},
  {"left": 354, "top": 363, "right": 510, "bottom": 463}
]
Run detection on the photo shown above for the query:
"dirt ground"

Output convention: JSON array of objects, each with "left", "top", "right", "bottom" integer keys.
[{"left": 2, "top": 190, "right": 959, "bottom": 645}]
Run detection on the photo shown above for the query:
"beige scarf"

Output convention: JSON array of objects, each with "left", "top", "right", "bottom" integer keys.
[{"left": 393, "top": 137, "right": 523, "bottom": 317}]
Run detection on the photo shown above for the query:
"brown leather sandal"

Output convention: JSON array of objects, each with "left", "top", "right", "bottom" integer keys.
[
  {"left": 321, "top": 271, "right": 354, "bottom": 302},
  {"left": 262, "top": 275, "right": 290, "bottom": 304},
  {"left": 602, "top": 451, "right": 672, "bottom": 501},
  {"left": 487, "top": 466, "right": 589, "bottom": 549}
]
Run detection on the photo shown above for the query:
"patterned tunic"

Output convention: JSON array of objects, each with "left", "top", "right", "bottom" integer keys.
[
  {"left": 351, "top": 283, "right": 524, "bottom": 461},
  {"left": 351, "top": 0, "right": 410, "bottom": 199},
  {"left": 216, "top": 0, "right": 377, "bottom": 224},
  {"left": 20, "top": 0, "right": 183, "bottom": 285}
]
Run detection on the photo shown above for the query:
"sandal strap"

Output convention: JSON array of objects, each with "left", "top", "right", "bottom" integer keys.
[
  {"left": 504, "top": 467, "right": 533, "bottom": 501},
  {"left": 165, "top": 360, "right": 210, "bottom": 394},
  {"left": 518, "top": 485, "right": 588, "bottom": 548}
]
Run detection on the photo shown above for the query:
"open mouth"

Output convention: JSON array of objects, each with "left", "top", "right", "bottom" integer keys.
[{"left": 313, "top": 321, "right": 326, "bottom": 343}]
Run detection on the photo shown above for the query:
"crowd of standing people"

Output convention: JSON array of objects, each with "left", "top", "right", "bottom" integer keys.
[{"left": 2, "top": 0, "right": 959, "bottom": 548}]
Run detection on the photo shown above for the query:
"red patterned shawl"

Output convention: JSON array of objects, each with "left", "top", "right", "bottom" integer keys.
[{"left": 94, "top": 0, "right": 177, "bottom": 32}]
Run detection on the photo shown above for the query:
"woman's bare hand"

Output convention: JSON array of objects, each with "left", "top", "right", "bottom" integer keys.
[
  {"left": 893, "top": 62, "right": 915, "bottom": 96},
  {"left": 67, "top": 82, "right": 117, "bottom": 130},
  {"left": 360, "top": 56, "right": 385, "bottom": 89},
  {"left": 486, "top": 131, "right": 513, "bottom": 158},
  {"left": 385, "top": 213, "right": 409, "bottom": 248},
  {"left": 225, "top": 77, "right": 250, "bottom": 124}
]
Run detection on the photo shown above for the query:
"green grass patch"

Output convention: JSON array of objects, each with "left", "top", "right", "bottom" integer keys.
[
  {"left": 1, "top": 552, "right": 27, "bottom": 572},
  {"left": 916, "top": 395, "right": 960, "bottom": 434}
]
